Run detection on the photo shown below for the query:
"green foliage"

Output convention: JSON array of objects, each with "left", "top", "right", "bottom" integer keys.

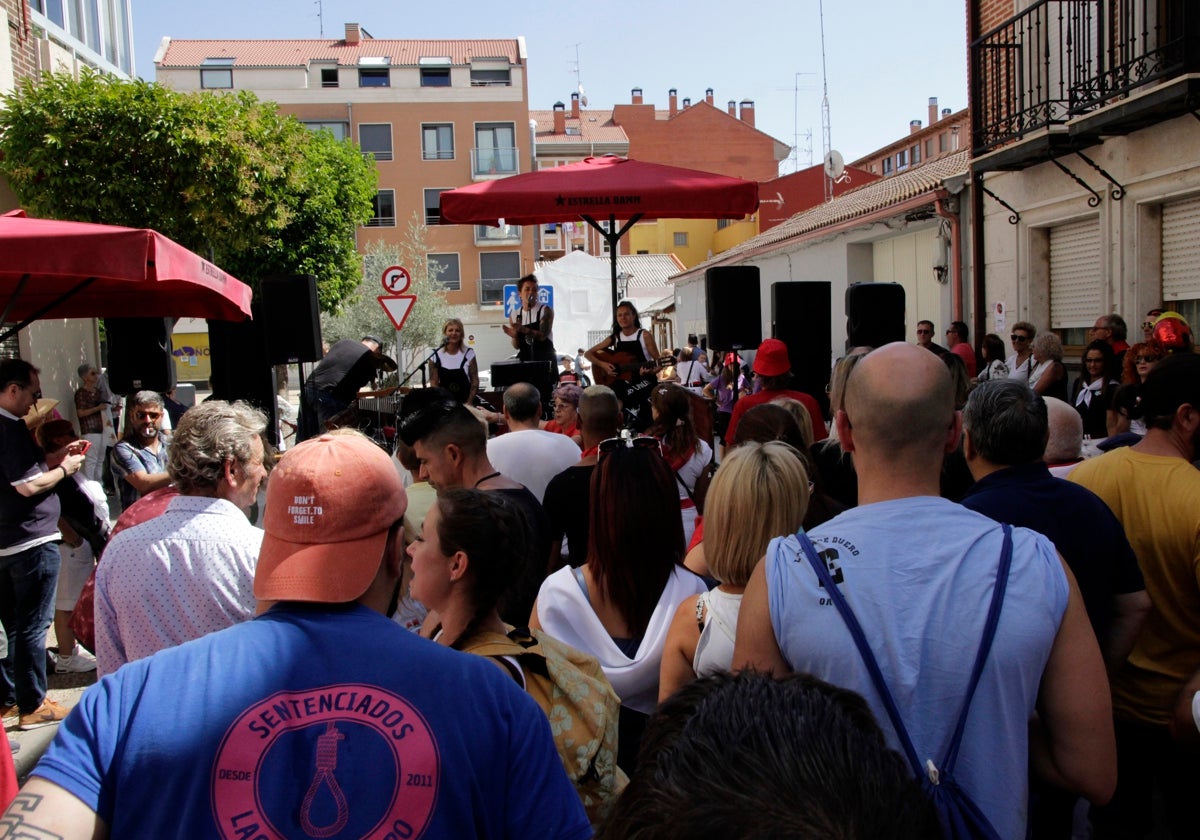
[
  {"left": 0, "top": 69, "right": 376, "bottom": 310},
  {"left": 322, "top": 216, "right": 462, "bottom": 373}
]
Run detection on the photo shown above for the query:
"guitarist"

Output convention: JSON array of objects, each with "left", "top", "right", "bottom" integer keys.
[{"left": 586, "top": 301, "right": 662, "bottom": 430}]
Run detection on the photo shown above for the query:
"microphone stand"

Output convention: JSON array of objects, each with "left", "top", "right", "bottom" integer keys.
[{"left": 397, "top": 343, "right": 446, "bottom": 391}]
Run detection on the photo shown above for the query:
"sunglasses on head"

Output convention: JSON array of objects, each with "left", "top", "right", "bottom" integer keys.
[{"left": 598, "top": 433, "right": 660, "bottom": 454}]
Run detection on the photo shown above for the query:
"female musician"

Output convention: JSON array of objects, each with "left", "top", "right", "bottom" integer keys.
[
  {"left": 586, "top": 301, "right": 661, "bottom": 430},
  {"left": 429, "top": 318, "right": 479, "bottom": 405},
  {"left": 503, "top": 274, "right": 557, "bottom": 367}
]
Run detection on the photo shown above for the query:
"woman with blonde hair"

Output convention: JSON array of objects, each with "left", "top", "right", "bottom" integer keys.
[
  {"left": 659, "top": 441, "right": 810, "bottom": 703},
  {"left": 1028, "top": 332, "right": 1067, "bottom": 400},
  {"left": 429, "top": 318, "right": 479, "bottom": 405}
]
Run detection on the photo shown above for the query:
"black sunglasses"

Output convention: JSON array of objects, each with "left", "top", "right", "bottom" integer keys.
[
  {"left": 598, "top": 433, "right": 660, "bottom": 454},
  {"left": 1010, "top": 334, "right": 1029, "bottom": 342}
]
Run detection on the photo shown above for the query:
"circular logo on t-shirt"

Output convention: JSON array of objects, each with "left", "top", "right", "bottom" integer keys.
[{"left": 211, "top": 684, "right": 440, "bottom": 839}]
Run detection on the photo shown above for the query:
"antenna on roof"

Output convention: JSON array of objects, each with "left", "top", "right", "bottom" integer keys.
[
  {"left": 819, "top": 0, "right": 833, "bottom": 202},
  {"left": 570, "top": 44, "right": 587, "bottom": 108},
  {"left": 315, "top": 0, "right": 323, "bottom": 37}
]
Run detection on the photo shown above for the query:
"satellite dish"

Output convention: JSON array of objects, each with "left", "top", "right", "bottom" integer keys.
[
  {"left": 581, "top": 95, "right": 588, "bottom": 107},
  {"left": 823, "top": 150, "right": 845, "bottom": 180}
]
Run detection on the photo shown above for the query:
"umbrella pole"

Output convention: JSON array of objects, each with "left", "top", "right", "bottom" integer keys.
[
  {"left": 0, "top": 276, "right": 97, "bottom": 344},
  {"left": 582, "top": 213, "right": 643, "bottom": 328}
]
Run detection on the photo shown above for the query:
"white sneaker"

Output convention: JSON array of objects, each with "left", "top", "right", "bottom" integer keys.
[{"left": 54, "top": 643, "right": 97, "bottom": 674}]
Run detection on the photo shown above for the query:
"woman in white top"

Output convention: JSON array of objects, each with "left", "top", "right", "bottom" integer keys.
[
  {"left": 974, "top": 333, "right": 1011, "bottom": 382},
  {"left": 647, "top": 383, "right": 712, "bottom": 546},
  {"left": 530, "top": 442, "right": 707, "bottom": 771},
  {"left": 1005, "top": 321, "right": 1036, "bottom": 380},
  {"left": 429, "top": 318, "right": 478, "bottom": 405},
  {"left": 658, "top": 442, "right": 810, "bottom": 703}
]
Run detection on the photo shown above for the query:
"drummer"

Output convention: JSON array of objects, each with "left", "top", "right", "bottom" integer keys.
[
  {"left": 299, "top": 335, "right": 394, "bottom": 440},
  {"left": 429, "top": 318, "right": 479, "bottom": 405}
]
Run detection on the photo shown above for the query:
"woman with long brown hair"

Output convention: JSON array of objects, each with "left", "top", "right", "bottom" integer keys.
[{"left": 647, "top": 383, "right": 712, "bottom": 545}]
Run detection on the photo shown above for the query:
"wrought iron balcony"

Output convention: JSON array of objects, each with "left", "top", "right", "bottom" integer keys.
[{"left": 972, "top": 0, "right": 1200, "bottom": 159}]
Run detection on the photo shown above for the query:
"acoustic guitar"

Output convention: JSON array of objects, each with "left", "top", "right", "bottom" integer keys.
[{"left": 591, "top": 350, "right": 676, "bottom": 386}]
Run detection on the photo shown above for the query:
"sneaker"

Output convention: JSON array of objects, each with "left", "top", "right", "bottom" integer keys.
[
  {"left": 54, "top": 643, "right": 97, "bottom": 674},
  {"left": 18, "top": 698, "right": 69, "bottom": 731},
  {"left": 0, "top": 705, "right": 16, "bottom": 724}
]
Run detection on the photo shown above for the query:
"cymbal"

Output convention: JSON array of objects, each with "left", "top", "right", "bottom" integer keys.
[{"left": 375, "top": 354, "right": 398, "bottom": 373}]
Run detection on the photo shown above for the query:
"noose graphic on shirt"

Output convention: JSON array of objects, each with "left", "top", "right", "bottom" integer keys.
[{"left": 300, "top": 722, "right": 349, "bottom": 838}]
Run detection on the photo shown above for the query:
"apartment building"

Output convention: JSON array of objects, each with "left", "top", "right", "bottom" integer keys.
[
  {"left": 156, "top": 23, "right": 534, "bottom": 317},
  {"left": 970, "top": 0, "right": 1200, "bottom": 345},
  {"left": 852, "top": 97, "right": 969, "bottom": 179}
]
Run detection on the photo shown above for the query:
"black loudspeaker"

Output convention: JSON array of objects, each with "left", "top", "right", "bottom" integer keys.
[
  {"left": 772, "top": 282, "right": 832, "bottom": 415},
  {"left": 105, "top": 318, "right": 176, "bottom": 394},
  {"left": 705, "top": 266, "right": 762, "bottom": 350},
  {"left": 490, "top": 360, "right": 555, "bottom": 394},
  {"left": 208, "top": 305, "right": 279, "bottom": 448},
  {"left": 845, "top": 282, "right": 906, "bottom": 349},
  {"left": 262, "top": 274, "right": 323, "bottom": 365}
]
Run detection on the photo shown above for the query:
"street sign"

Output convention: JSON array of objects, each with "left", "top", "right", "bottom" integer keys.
[
  {"left": 378, "top": 295, "right": 416, "bottom": 330},
  {"left": 381, "top": 265, "right": 411, "bottom": 294},
  {"left": 503, "top": 284, "right": 554, "bottom": 318}
]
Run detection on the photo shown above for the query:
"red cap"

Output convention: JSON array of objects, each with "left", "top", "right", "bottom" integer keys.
[
  {"left": 255, "top": 433, "right": 407, "bottom": 604},
  {"left": 753, "top": 338, "right": 791, "bottom": 377}
]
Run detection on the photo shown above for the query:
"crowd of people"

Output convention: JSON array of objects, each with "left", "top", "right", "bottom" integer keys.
[{"left": 0, "top": 301, "right": 1197, "bottom": 839}]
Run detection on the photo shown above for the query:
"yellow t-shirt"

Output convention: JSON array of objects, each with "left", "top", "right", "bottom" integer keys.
[{"left": 1070, "top": 446, "right": 1200, "bottom": 725}]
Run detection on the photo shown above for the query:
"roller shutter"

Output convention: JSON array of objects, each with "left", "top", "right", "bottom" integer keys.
[
  {"left": 1162, "top": 195, "right": 1200, "bottom": 302},
  {"left": 1049, "top": 218, "right": 1101, "bottom": 329}
]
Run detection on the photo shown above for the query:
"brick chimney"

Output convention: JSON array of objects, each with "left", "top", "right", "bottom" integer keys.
[
  {"left": 682, "top": 97, "right": 691, "bottom": 109},
  {"left": 910, "top": 119, "right": 922, "bottom": 135},
  {"left": 631, "top": 87, "right": 643, "bottom": 104},
  {"left": 669, "top": 88, "right": 678, "bottom": 117},
  {"left": 553, "top": 101, "right": 566, "bottom": 135},
  {"left": 739, "top": 100, "right": 755, "bottom": 128},
  {"left": 345, "top": 23, "right": 361, "bottom": 45},
  {"left": 942, "top": 108, "right": 951, "bottom": 119},
  {"left": 928, "top": 96, "right": 938, "bottom": 126},
  {"left": 727, "top": 100, "right": 737, "bottom": 117},
  {"left": 570, "top": 91, "right": 580, "bottom": 118},
  {"left": 705, "top": 88, "right": 714, "bottom": 106}
]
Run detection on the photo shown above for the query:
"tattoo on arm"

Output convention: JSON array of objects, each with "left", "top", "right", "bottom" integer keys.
[{"left": 0, "top": 792, "right": 65, "bottom": 839}]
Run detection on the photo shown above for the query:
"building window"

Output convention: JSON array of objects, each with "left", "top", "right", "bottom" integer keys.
[
  {"left": 673, "top": 232, "right": 689, "bottom": 247},
  {"left": 474, "top": 123, "right": 517, "bottom": 176},
  {"left": 939, "top": 132, "right": 948, "bottom": 153},
  {"left": 470, "top": 68, "right": 511, "bottom": 86},
  {"left": 367, "top": 190, "right": 396, "bottom": 227},
  {"left": 420, "top": 67, "right": 451, "bottom": 87},
  {"left": 896, "top": 150, "right": 908, "bottom": 171},
  {"left": 359, "top": 124, "right": 392, "bottom": 162},
  {"left": 882, "top": 157, "right": 893, "bottom": 175},
  {"left": 480, "top": 252, "right": 521, "bottom": 304},
  {"left": 716, "top": 218, "right": 732, "bottom": 230},
  {"left": 475, "top": 224, "right": 521, "bottom": 244},
  {"left": 911, "top": 144, "right": 920, "bottom": 165},
  {"left": 427, "top": 253, "right": 461, "bottom": 292},
  {"left": 200, "top": 57, "right": 234, "bottom": 90},
  {"left": 358, "top": 68, "right": 390, "bottom": 87},
  {"left": 302, "top": 121, "right": 348, "bottom": 141},
  {"left": 424, "top": 188, "right": 449, "bottom": 225},
  {"left": 925, "top": 139, "right": 934, "bottom": 158},
  {"left": 422, "top": 124, "right": 454, "bottom": 160},
  {"left": 321, "top": 68, "right": 338, "bottom": 88}
]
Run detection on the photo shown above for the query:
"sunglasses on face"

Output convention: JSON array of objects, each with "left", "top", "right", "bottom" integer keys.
[
  {"left": 1084, "top": 357, "right": 1105, "bottom": 364},
  {"left": 1134, "top": 355, "right": 1160, "bottom": 364},
  {"left": 135, "top": 410, "right": 162, "bottom": 420},
  {"left": 916, "top": 329, "right": 932, "bottom": 335},
  {"left": 1011, "top": 334, "right": 1029, "bottom": 342},
  {"left": 598, "top": 434, "right": 660, "bottom": 454}
]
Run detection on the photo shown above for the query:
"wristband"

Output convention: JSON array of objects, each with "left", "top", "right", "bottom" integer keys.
[{"left": 60, "top": 464, "right": 69, "bottom": 479}]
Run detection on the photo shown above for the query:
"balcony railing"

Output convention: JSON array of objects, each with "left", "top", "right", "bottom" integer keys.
[
  {"left": 471, "top": 148, "right": 519, "bottom": 177},
  {"left": 972, "top": 0, "right": 1200, "bottom": 154}
]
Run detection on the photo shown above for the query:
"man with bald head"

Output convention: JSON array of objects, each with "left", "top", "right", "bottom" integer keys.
[{"left": 734, "top": 343, "right": 1116, "bottom": 838}]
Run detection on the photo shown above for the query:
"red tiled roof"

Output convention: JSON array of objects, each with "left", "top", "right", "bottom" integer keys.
[
  {"left": 529, "top": 109, "right": 628, "bottom": 146},
  {"left": 158, "top": 38, "right": 523, "bottom": 68},
  {"left": 673, "top": 150, "right": 971, "bottom": 280}
]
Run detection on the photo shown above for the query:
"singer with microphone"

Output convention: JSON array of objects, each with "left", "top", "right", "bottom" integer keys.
[
  {"left": 429, "top": 318, "right": 479, "bottom": 405},
  {"left": 502, "top": 275, "right": 558, "bottom": 370}
]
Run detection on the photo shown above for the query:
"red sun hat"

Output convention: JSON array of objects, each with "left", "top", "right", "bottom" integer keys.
[{"left": 753, "top": 338, "right": 791, "bottom": 377}]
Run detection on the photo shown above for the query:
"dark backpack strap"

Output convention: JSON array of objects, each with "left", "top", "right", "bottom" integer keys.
[{"left": 795, "top": 524, "right": 1013, "bottom": 782}]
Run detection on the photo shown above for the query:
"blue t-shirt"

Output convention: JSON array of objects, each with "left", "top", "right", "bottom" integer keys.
[
  {"left": 34, "top": 603, "right": 590, "bottom": 840},
  {"left": 767, "top": 496, "right": 1068, "bottom": 840}
]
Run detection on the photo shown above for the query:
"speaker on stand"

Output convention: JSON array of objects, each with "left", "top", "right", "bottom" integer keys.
[
  {"left": 772, "top": 282, "right": 833, "bottom": 416},
  {"left": 845, "top": 282, "right": 906, "bottom": 349},
  {"left": 705, "top": 266, "right": 762, "bottom": 353},
  {"left": 208, "top": 302, "right": 278, "bottom": 449},
  {"left": 104, "top": 317, "right": 176, "bottom": 395}
]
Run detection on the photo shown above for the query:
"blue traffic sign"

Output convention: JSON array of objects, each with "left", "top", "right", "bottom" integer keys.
[{"left": 503, "top": 284, "right": 553, "bottom": 318}]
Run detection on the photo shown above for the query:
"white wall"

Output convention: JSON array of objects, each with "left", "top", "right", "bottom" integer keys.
[{"left": 17, "top": 318, "right": 101, "bottom": 430}]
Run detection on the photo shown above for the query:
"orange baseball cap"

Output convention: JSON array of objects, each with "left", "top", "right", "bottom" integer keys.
[{"left": 255, "top": 433, "right": 408, "bottom": 604}]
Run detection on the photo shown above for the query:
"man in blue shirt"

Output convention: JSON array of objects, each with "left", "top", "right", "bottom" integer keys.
[{"left": 10, "top": 431, "right": 589, "bottom": 840}]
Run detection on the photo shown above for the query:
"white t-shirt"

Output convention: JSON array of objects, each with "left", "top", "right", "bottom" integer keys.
[{"left": 487, "top": 429, "right": 581, "bottom": 503}]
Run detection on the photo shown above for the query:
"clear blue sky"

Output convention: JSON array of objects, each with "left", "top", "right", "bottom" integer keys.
[{"left": 132, "top": 0, "right": 968, "bottom": 169}]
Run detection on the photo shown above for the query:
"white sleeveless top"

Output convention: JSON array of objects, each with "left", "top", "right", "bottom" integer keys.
[{"left": 692, "top": 587, "right": 743, "bottom": 678}]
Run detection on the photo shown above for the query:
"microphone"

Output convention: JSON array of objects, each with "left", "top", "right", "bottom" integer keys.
[{"left": 439, "top": 337, "right": 450, "bottom": 348}]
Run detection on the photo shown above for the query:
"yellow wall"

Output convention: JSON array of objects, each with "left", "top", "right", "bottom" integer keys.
[{"left": 626, "top": 217, "right": 760, "bottom": 268}]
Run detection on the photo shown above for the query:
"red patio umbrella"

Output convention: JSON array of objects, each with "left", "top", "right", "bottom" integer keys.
[
  {"left": 440, "top": 155, "right": 759, "bottom": 320},
  {"left": 0, "top": 210, "right": 253, "bottom": 342}
]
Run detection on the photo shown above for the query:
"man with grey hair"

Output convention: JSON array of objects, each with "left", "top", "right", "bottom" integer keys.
[
  {"left": 110, "top": 390, "right": 171, "bottom": 512},
  {"left": 95, "top": 400, "right": 268, "bottom": 675},
  {"left": 1091, "top": 313, "right": 1130, "bottom": 378},
  {"left": 958, "top": 380, "right": 1147, "bottom": 835},
  {"left": 486, "top": 382, "right": 581, "bottom": 502},
  {"left": 735, "top": 343, "right": 1116, "bottom": 838}
]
